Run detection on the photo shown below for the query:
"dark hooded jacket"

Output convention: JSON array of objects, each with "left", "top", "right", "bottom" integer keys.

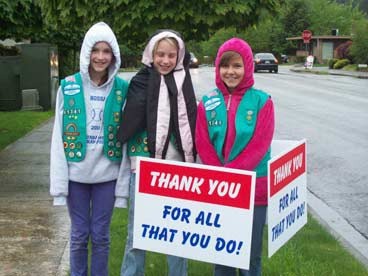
[{"left": 118, "top": 30, "right": 197, "bottom": 163}]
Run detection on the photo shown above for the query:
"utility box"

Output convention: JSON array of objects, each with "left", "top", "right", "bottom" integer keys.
[
  {"left": 18, "top": 43, "right": 59, "bottom": 110},
  {"left": 0, "top": 56, "right": 21, "bottom": 110}
]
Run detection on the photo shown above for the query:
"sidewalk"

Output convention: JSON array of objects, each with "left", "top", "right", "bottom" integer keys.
[
  {"left": 289, "top": 65, "right": 368, "bottom": 79},
  {"left": 0, "top": 118, "right": 69, "bottom": 276},
  {"left": 0, "top": 116, "right": 367, "bottom": 275}
]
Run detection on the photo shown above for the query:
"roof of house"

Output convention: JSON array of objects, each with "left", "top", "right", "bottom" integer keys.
[{"left": 286, "top": 35, "right": 351, "bottom": 41}]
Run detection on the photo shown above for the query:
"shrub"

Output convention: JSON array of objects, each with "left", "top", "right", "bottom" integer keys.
[
  {"left": 336, "top": 41, "right": 352, "bottom": 61},
  {"left": 328, "top": 58, "right": 339, "bottom": 69},
  {"left": 0, "top": 44, "right": 20, "bottom": 56},
  {"left": 333, "top": 59, "right": 350, "bottom": 69}
]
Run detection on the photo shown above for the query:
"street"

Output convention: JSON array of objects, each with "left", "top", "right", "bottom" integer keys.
[
  {"left": 193, "top": 66, "right": 368, "bottom": 239},
  {"left": 122, "top": 65, "right": 368, "bottom": 243}
]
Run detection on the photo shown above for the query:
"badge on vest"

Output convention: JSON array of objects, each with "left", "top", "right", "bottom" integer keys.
[
  {"left": 204, "top": 97, "right": 221, "bottom": 111},
  {"left": 63, "top": 84, "right": 81, "bottom": 96},
  {"left": 208, "top": 120, "right": 223, "bottom": 126},
  {"left": 116, "top": 90, "right": 123, "bottom": 103},
  {"left": 246, "top": 110, "right": 254, "bottom": 123},
  {"left": 64, "top": 123, "right": 80, "bottom": 140},
  {"left": 113, "top": 112, "right": 120, "bottom": 123},
  {"left": 64, "top": 108, "right": 81, "bottom": 120}
]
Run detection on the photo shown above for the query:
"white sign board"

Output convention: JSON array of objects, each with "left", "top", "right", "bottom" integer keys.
[
  {"left": 268, "top": 139, "right": 308, "bottom": 257},
  {"left": 133, "top": 157, "right": 256, "bottom": 269}
]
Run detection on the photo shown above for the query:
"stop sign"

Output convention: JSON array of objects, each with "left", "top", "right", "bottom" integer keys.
[{"left": 302, "top": 30, "right": 312, "bottom": 43}]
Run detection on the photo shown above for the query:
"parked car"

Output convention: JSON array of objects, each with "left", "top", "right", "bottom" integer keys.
[
  {"left": 189, "top": 52, "right": 199, "bottom": 68},
  {"left": 254, "top": 53, "right": 278, "bottom": 73}
]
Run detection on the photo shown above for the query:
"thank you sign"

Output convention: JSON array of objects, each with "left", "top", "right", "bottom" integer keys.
[
  {"left": 268, "top": 140, "right": 307, "bottom": 257},
  {"left": 133, "top": 157, "right": 256, "bottom": 269}
]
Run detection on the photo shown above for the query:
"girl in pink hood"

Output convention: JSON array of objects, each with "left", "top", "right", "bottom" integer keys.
[{"left": 195, "top": 38, "right": 275, "bottom": 275}]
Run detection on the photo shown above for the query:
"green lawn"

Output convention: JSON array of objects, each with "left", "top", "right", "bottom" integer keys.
[
  {"left": 0, "top": 110, "right": 54, "bottom": 151},
  {"left": 109, "top": 209, "right": 368, "bottom": 276}
]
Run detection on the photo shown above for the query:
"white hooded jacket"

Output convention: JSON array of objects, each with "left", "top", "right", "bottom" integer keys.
[{"left": 50, "top": 22, "right": 130, "bottom": 208}]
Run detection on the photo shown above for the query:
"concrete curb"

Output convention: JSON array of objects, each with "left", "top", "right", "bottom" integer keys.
[
  {"left": 308, "top": 190, "right": 368, "bottom": 269},
  {"left": 290, "top": 68, "right": 368, "bottom": 79}
]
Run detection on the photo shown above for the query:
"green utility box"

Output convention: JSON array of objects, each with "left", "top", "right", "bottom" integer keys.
[
  {"left": 0, "top": 56, "right": 21, "bottom": 110},
  {"left": 19, "top": 43, "right": 59, "bottom": 110}
]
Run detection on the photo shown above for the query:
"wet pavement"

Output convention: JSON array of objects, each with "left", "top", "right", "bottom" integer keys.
[{"left": 0, "top": 118, "right": 69, "bottom": 276}]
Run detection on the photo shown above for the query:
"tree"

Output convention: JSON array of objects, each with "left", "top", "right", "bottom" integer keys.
[
  {"left": 0, "top": 0, "right": 43, "bottom": 40},
  {"left": 37, "top": 0, "right": 283, "bottom": 49},
  {"left": 281, "top": 0, "right": 311, "bottom": 37},
  {"left": 350, "top": 20, "right": 368, "bottom": 64},
  {"left": 308, "top": 0, "right": 365, "bottom": 35},
  {"left": 35, "top": 0, "right": 283, "bottom": 76}
]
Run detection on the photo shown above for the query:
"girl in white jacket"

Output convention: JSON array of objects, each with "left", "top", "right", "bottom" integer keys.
[{"left": 50, "top": 22, "right": 130, "bottom": 276}]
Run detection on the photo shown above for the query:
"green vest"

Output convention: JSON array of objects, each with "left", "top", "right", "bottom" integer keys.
[
  {"left": 62, "top": 73, "right": 128, "bottom": 162},
  {"left": 203, "top": 88, "right": 271, "bottom": 176}
]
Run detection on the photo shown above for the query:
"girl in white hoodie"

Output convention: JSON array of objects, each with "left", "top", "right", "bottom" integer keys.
[{"left": 50, "top": 22, "right": 130, "bottom": 276}]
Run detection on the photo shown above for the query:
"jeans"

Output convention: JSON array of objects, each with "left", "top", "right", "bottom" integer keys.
[
  {"left": 214, "top": 206, "right": 267, "bottom": 276},
  {"left": 67, "top": 180, "right": 116, "bottom": 276},
  {"left": 120, "top": 173, "right": 187, "bottom": 276}
]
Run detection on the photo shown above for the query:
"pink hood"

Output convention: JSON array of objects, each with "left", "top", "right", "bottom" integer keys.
[{"left": 215, "top": 38, "right": 254, "bottom": 96}]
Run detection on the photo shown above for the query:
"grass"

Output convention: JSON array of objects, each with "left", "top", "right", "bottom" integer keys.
[
  {"left": 1, "top": 110, "right": 367, "bottom": 276},
  {"left": 0, "top": 110, "right": 54, "bottom": 151},
  {"left": 108, "top": 210, "right": 368, "bottom": 276}
]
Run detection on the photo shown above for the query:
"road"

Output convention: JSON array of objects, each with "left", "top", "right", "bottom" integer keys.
[
  {"left": 190, "top": 66, "right": 368, "bottom": 239},
  {"left": 122, "top": 65, "right": 368, "bottom": 248}
]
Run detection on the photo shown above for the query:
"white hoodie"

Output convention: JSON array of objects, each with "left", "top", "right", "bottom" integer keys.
[{"left": 50, "top": 22, "right": 130, "bottom": 208}]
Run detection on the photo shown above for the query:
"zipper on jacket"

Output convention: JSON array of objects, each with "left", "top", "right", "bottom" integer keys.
[{"left": 227, "top": 94, "right": 232, "bottom": 111}]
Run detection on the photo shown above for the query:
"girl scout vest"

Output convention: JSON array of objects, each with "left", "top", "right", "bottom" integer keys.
[
  {"left": 62, "top": 73, "right": 128, "bottom": 162},
  {"left": 202, "top": 87, "right": 271, "bottom": 177}
]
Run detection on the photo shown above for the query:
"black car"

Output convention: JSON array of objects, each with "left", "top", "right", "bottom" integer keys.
[
  {"left": 189, "top": 52, "right": 199, "bottom": 68},
  {"left": 254, "top": 53, "right": 278, "bottom": 73}
]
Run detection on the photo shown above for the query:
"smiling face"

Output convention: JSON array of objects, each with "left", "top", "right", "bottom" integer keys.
[
  {"left": 153, "top": 38, "right": 178, "bottom": 75},
  {"left": 89, "top": 41, "right": 113, "bottom": 75},
  {"left": 219, "top": 52, "right": 245, "bottom": 93}
]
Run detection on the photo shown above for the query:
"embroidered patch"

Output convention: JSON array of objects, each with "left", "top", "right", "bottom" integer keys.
[
  {"left": 65, "top": 76, "right": 76, "bottom": 82},
  {"left": 64, "top": 123, "right": 80, "bottom": 137},
  {"left": 207, "top": 90, "right": 219, "bottom": 97},
  {"left": 204, "top": 97, "right": 221, "bottom": 111},
  {"left": 68, "top": 98, "right": 75, "bottom": 107},
  {"left": 64, "top": 84, "right": 81, "bottom": 96},
  {"left": 210, "top": 110, "right": 216, "bottom": 119}
]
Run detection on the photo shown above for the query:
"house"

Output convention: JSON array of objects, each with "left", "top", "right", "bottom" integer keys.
[{"left": 286, "top": 35, "right": 351, "bottom": 63}]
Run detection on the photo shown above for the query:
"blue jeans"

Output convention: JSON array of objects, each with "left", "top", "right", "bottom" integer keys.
[
  {"left": 214, "top": 206, "right": 267, "bottom": 276},
  {"left": 120, "top": 173, "right": 187, "bottom": 276},
  {"left": 67, "top": 180, "right": 116, "bottom": 276}
]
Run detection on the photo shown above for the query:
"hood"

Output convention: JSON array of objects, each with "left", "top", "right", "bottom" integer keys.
[
  {"left": 141, "top": 30, "right": 186, "bottom": 70},
  {"left": 79, "top": 22, "right": 121, "bottom": 84},
  {"left": 215, "top": 38, "right": 254, "bottom": 95}
]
